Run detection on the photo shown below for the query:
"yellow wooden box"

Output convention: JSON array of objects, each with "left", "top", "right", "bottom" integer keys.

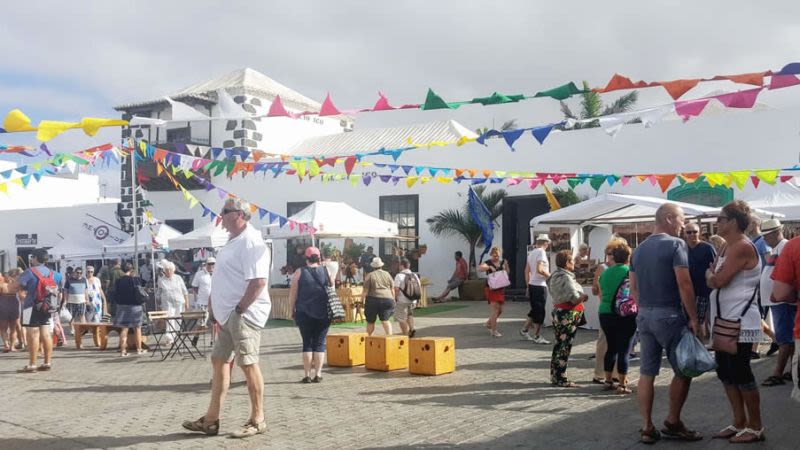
[
  {"left": 326, "top": 333, "right": 367, "bottom": 367},
  {"left": 409, "top": 337, "right": 455, "bottom": 375},
  {"left": 365, "top": 335, "right": 409, "bottom": 371}
]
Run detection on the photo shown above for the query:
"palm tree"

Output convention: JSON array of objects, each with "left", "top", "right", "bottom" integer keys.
[
  {"left": 475, "top": 119, "right": 519, "bottom": 137},
  {"left": 426, "top": 186, "right": 507, "bottom": 276},
  {"left": 559, "top": 81, "right": 638, "bottom": 129}
]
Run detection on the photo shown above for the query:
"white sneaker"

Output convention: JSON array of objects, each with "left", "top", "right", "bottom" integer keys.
[
  {"left": 533, "top": 335, "right": 550, "bottom": 345},
  {"left": 491, "top": 330, "right": 502, "bottom": 338},
  {"left": 519, "top": 329, "right": 534, "bottom": 341}
]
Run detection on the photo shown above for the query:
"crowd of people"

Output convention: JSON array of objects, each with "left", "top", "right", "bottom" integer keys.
[{"left": 5, "top": 197, "right": 800, "bottom": 443}]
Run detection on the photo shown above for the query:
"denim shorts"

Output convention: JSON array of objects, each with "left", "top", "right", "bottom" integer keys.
[
  {"left": 772, "top": 303, "right": 798, "bottom": 345},
  {"left": 636, "top": 307, "right": 688, "bottom": 377}
]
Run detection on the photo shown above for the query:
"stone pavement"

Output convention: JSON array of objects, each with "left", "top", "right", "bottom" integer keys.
[{"left": 1, "top": 300, "right": 798, "bottom": 449}]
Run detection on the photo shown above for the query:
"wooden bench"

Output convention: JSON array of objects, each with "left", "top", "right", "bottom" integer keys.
[{"left": 72, "top": 322, "right": 147, "bottom": 350}]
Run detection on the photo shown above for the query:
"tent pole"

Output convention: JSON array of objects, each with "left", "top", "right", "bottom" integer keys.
[{"left": 131, "top": 144, "right": 139, "bottom": 275}]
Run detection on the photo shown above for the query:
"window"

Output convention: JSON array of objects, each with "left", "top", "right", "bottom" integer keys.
[
  {"left": 379, "top": 195, "right": 419, "bottom": 271},
  {"left": 166, "top": 127, "right": 191, "bottom": 143},
  {"left": 165, "top": 219, "right": 194, "bottom": 235},
  {"left": 286, "top": 201, "right": 312, "bottom": 268}
]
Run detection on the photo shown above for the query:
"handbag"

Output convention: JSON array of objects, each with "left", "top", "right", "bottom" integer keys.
[
  {"left": 612, "top": 275, "right": 638, "bottom": 317},
  {"left": 487, "top": 270, "right": 511, "bottom": 290},
  {"left": 307, "top": 267, "right": 345, "bottom": 322},
  {"left": 712, "top": 284, "right": 758, "bottom": 355}
]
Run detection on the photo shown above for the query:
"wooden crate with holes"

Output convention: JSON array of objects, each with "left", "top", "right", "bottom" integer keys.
[
  {"left": 365, "top": 335, "right": 408, "bottom": 371},
  {"left": 326, "top": 333, "right": 367, "bottom": 367},
  {"left": 409, "top": 337, "right": 455, "bottom": 375}
]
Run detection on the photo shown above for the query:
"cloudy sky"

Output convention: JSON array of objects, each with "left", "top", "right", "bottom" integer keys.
[{"left": 1, "top": 1, "right": 799, "bottom": 166}]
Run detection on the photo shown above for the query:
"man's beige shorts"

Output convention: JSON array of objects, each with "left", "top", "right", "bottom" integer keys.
[{"left": 212, "top": 312, "right": 262, "bottom": 366}]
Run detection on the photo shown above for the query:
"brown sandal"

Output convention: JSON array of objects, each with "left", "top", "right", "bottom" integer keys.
[
  {"left": 181, "top": 416, "right": 219, "bottom": 436},
  {"left": 661, "top": 420, "right": 703, "bottom": 441},
  {"left": 640, "top": 427, "right": 661, "bottom": 444}
]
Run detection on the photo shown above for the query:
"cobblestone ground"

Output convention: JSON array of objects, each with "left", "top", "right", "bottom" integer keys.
[{"left": 1, "top": 301, "right": 797, "bottom": 449}]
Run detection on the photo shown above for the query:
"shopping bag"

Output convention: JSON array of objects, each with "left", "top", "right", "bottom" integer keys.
[
  {"left": 676, "top": 330, "right": 717, "bottom": 378},
  {"left": 487, "top": 270, "right": 511, "bottom": 290}
]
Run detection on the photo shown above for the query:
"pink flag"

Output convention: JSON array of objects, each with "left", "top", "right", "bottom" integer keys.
[
  {"left": 674, "top": 98, "right": 710, "bottom": 122},
  {"left": 319, "top": 93, "right": 342, "bottom": 116},
  {"left": 714, "top": 88, "right": 762, "bottom": 108},
  {"left": 372, "top": 92, "right": 396, "bottom": 111},
  {"left": 768, "top": 75, "right": 800, "bottom": 90},
  {"left": 647, "top": 175, "right": 657, "bottom": 186},
  {"left": 507, "top": 178, "right": 522, "bottom": 186},
  {"left": 620, "top": 176, "right": 631, "bottom": 186},
  {"left": 528, "top": 179, "right": 540, "bottom": 189},
  {"left": 267, "top": 96, "right": 291, "bottom": 117}
]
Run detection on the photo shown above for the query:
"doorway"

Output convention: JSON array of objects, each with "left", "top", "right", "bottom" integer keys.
[{"left": 502, "top": 195, "right": 550, "bottom": 288}]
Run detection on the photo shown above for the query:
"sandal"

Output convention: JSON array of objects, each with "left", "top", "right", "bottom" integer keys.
[
  {"left": 640, "top": 427, "right": 661, "bottom": 445},
  {"left": 729, "top": 427, "right": 766, "bottom": 443},
  {"left": 17, "top": 365, "right": 38, "bottom": 373},
  {"left": 712, "top": 425, "right": 742, "bottom": 439},
  {"left": 553, "top": 380, "right": 579, "bottom": 388},
  {"left": 661, "top": 420, "right": 703, "bottom": 441},
  {"left": 761, "top": 375, "right": 785, "bottom": 387},
  {"left": 602, "top": 380, "right": 616, "bottom": 391},
  {"left": 181, "top": 416, "right": 219, "bottom": 436},
  {"left": 616, "top": 385, "right": 632, "bottom": 395},
  {"left": 783, "top": 371, "right": 793, "bottom": 382},
  {"left": 37, "top": 364, "right": 51, "bottom": 371},
  {"left": 591, "top": 377, "right": 604, "bottom": 384}
]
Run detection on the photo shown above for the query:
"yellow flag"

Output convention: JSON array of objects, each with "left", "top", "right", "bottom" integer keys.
[
  {"left": 2, "top": 109, "right": 36, "bottom": 132},
  {"left": 36, "top": 121, "right": 79, "bottom": 142},
  {"left": 754, "top": 169, "right": 779, "bottom": 185},
  {"left": 543, "top": 184, "right": 561, "bottom": 211},
  {"left": 0, "top": 183, "right": 7, "bottom": 194},
  {"left": 728, "top": 171, "right": 750, "bottom": 190},
  {"left": 406, "top": 176, "right": 419, "bottom": 188}
]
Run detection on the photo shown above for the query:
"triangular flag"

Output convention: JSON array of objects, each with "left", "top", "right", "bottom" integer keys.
[
  {"left": 501, "top": 129, "right": 525, "bottom": 150},
  {"left": 780, "top": 175, "right": 794, "bottom": 183},
  {"left": 531, "top": 124, "right": 555, "bottom": 145},
  {"left": 372, "top": 92, "right": 396, "bottom": 111},
  {"left": 319, "top": 93, "right": 342, "bottom": 116},
  {"left": 754, "top": 169, "right": 779, "bottom": 185},
  {"left": 406, "top": 176, "right": 419, "bottom": 188},
  {"left": 420, "top": 88, "right": 452, "bottom": 110},
  {"left": 267, "top": 95, "right": 291, "bottom": 117},
  {"left": 729, "top": 171, "right": 751, "bottom": 190},
  {"left": 751, "top": 176, "right": 760, "bottom": 188},
  {"left": 656, "top": 174, "right": 676, "bottom": 192},
  {"left": 590, "top": 176, "right": 605, "bottom": 191},
  {"left": 620, "top": 176, "right": 631, "bottom": 186},
  {"left": 659, "top": 79, "right": 701, "bottom": 99}
]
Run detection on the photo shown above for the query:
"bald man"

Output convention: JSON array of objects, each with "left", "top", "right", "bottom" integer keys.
[{"left": 630, "top": 203, "right": 701, "bottom": 443}]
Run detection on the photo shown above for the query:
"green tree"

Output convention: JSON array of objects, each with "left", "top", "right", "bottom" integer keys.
[
  {"left": 426, "top": 186, "right": 507, "bottom": 276},
  {"left": 559, "top": 81, "right": 638, "bottom": 129},
  {"left": 552, "top": 187, "right": 583, "bottom": 207}
]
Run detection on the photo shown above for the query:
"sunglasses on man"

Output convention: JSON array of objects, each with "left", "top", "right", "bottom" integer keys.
[{"left": 221, "top": 208, "right": 241, "bottom": 215}]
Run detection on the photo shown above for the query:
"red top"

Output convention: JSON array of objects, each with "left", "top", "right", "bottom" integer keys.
[
  {"left": 455, "top": 258, "right": 469, "bottom": 280},
  {"left": 555, "top": 301, "right": 585, "bottom": 312},
  {"left": 770, "top": 237, "right": 800, "bottom": 339}
]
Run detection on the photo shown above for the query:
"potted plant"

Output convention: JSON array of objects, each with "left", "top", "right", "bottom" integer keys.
[{"left": 426, "top": 186, "right": 506, "bottom": 300}]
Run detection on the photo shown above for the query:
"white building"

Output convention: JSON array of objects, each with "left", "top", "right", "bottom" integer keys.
[
  {"left": 0, "top": 160, "right": 120, "bottom": 271},
  {"left": 113, "top": 68, "right": 800, "bottom": 293}
]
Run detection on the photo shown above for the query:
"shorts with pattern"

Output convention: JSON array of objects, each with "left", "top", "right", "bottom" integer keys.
[
  {"left": 211, "top": 312, "right": 262, "bottom": 366},
  {"left": 447, "top": 277, "right": 465, "bottom": 290},
  {"left": 65, "top": 303, "right": 87, "bottom": 322},
  {"left": 695, "top": 296, "right": 709, "bottom": 323}
]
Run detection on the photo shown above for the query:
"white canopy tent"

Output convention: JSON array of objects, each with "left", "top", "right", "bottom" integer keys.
[
  {"left": 740, "top": 181, "right": 800, "bottom": 221},
  {"left": 168, "top": 221, "right": 230, "bottom": 250},
  {"left": 103, "top": 223, "right": 183, "bottom": 255},
  {"left": 264, "top": 201, "right": 399, "bottom": 239},
  {"left": 530, "top": 193, "right": 783, "bottom": 230}
]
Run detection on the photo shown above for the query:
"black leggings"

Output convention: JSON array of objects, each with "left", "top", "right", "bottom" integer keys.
[{"left": 599, "top": 313, "right": 638, "bottom": 375}]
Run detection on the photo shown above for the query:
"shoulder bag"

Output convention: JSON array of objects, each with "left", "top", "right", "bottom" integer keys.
[
  {"left": 307, "top": 267, "right": 345, "bottom": 323},
  {"left": 712, "top": 285, "right": 758, "bottom": 355}
]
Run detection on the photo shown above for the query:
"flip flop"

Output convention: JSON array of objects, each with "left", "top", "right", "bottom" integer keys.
[
  {"left": 17, "top": 365, "right": 38, "bottom": 373},
  {"left": 729, "top": 427, "right": 766, "bottom": 443},
  {"left": 37, "top": 364, "right": 52, "bottom": 371},
  {"left": 640, "top": 427, "right": 661, "bottom": 445},
  {"left": 761, "top": 375, "right": 785, "bottom": 387},
  {"left": 712, "top": 425, "right": 741, "bottom": 439}
]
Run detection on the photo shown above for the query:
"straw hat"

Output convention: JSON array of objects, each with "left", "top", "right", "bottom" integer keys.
[
  {"left": 761, "top": 219, "right": 782, "bottom": 235},
  {"left": 370, "top": 257, "right": 385, "bottom": 268}
]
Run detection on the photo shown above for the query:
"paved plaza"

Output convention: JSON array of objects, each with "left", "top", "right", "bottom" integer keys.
[{"left": 1, "top": 300, "right": 798, "bottom": 449}]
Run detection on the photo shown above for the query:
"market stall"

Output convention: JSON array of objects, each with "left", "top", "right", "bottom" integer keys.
[
  {"left": 529, "top": 194, "right": 781, "bottom": 329},
  {"left": 167, "top": 221, "right": 229, "bottom": 250}
]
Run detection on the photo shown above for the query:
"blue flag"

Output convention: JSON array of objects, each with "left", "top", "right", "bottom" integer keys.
[{"left": 467, "top": 186, "right": 494, "bottom": 262}]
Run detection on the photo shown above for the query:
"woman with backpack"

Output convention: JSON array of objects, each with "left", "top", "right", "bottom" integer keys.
[
  {"left": 289, "top": 246, "right": 333, "bottom": 383},
  {"left": 598, "top": 239, "right": 637, "bottom": 394},
  {"left": 478, "top": 247, "right": 510, "bottom": 338}
]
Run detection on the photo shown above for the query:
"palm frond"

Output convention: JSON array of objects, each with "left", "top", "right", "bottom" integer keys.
[
  {"left": 500, "top": 119, "right": 518, "bottom": 131},
  {"left": 580, "top": 81, "right": 602, "bottom": 120},
  {"left": 600, "top": 91, "right": 639, "bottom": 116},
  {"left": 560, "top": 101, "right": 577, "bottom": 120},
  {"left": 426, "top": 210, "right": 479, "bottom": 241}
]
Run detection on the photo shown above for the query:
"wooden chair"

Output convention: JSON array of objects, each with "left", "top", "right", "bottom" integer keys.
[{"left": 146, "top": 310, "right": 170, "bottom": 358}]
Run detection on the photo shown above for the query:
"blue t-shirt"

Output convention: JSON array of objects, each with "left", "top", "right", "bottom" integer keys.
[
  {"left": 65, "top": 277, "right": 88, "bottom": 295},
  {"left": 751, "top": 235, "right": 771, "bottom": 269},
  {"left": 631, "top": 234, "right": 689, "bottom": 308},
  {"left": 18, "top": 264, "right": 63, "bottom": 309},
  {"left": 688, "top": 241, "right": 716, "bottom": 298}
]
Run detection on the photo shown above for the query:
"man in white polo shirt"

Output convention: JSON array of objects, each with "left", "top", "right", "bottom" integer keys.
[
  {"left": 522, "top": 234, "right": 551, "bottom": 344},
  {"left": 183, "top": 198, "right": 271, "bottom": 439}
]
